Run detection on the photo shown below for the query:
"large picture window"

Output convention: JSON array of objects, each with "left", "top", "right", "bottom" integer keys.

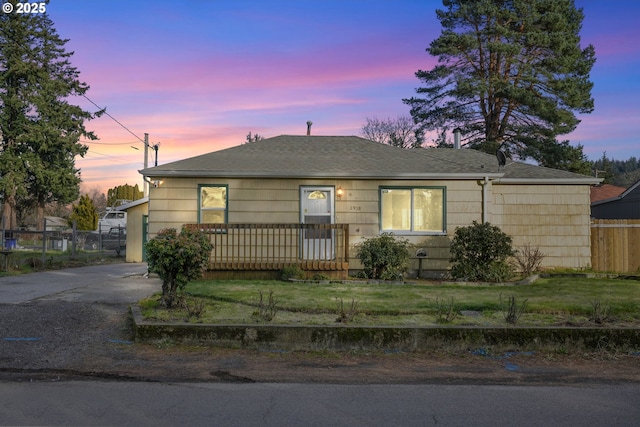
[
  {"left": 199, "top": 185, "right": 228, "bottom": 223},
  {"left": 380, "top": 187, "right": 445, "bottom": 234}
]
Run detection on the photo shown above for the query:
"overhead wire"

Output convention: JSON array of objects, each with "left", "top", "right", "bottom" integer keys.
[
  {"left": 0, "top": 22, "right": 149, "bottom": 160},
  {"left": 81, "top": 94, "right": 145, "bottom": 144},
  {"left": 80, "top": 140, "right": 141, "bottom": 146}
]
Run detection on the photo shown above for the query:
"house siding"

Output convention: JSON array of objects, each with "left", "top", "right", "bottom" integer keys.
[
  {"left": 147, "top": 177, "right": 592, "bottom": 273},
  {"left": 490, "top": 183, "right": 592, "bottom": 269},
  {"left": 148, "top": 178, "right": 480, "bottom": 273}
]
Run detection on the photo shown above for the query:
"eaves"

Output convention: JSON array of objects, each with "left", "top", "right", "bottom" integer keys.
[{"left": 140, "top": 169, "right": 504, "bottom": 180}]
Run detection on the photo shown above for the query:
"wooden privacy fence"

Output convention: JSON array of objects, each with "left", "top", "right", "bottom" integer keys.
[
  {"left": 591, "top": 219, "right": 640, "bottom": 273},
  {"left": 184, "top": 223, "right": 350, "bottom": 272}
]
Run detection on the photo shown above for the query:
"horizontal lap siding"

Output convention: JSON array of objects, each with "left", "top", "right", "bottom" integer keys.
[
  {"left": 149, "top": 178, "right": 483, "bottom": 272},
  {"left": 491, "top": 184, "right": 592, "bottom": 269},
  {"left": 149, "top": 177, "right": 592, "bottom": 272},
  {"left": 148, "top": 179, "right": 199, "bottom": 236}
]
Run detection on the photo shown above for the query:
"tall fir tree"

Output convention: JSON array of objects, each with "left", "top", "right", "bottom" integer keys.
[
  {"left": 0, "top": 1, "right": 99, "bottom": 229},
  {"left": 404, "top": 0, "right": 595, "bottom": 170}
]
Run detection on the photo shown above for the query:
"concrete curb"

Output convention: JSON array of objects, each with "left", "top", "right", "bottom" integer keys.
[{"left": 130, "top": 306, "right": 640, "bottom": 353}]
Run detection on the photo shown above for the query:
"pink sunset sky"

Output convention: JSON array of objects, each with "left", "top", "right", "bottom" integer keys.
[{"left": 44, "top": 0, "right": 640, "bottom": 194}]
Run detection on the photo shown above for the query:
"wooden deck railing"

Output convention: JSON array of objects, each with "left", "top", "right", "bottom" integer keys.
[{"left": 184, "top": 223, "right": 349, "bottom": 271}]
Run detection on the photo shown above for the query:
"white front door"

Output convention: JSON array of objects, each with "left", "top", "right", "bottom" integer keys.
[{"left": 300, "top": 186, "right": 334, "bottom": 260}]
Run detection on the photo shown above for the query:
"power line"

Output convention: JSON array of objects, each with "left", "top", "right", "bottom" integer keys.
[
  {"left": 80, "top": 140, "right": 141, "bottom": 146},
  {"left": 0, "top": 24, "right": 147, "bottom": 146},
  {"left": 81, "top": 95, "right": 145, "bottom": 144},
  {"left": 82, "top": 150, "right": 138, "bottom": 164}
]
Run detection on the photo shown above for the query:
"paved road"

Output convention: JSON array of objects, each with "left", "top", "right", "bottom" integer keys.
[
  {"left": 0, "top": 263, "right": 156, "bottom": 304},
  {"left": 2, "top": 381, "right": 640, "bottom": 426}
]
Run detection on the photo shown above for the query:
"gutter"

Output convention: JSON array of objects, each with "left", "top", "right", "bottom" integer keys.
[
  {"left": 139, "top": 169, "right": 504, "bottom": 180},
  {"left": 494, "top": 177, "right": 602, "bottom": 185}
]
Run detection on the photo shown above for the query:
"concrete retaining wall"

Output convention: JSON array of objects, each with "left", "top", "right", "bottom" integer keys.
[{"left": 130, "top": 306, "right": 640, "bottom": 352}]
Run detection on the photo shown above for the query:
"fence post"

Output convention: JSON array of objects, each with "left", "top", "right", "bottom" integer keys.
[
  {"left": 42, "top": 217, "right": 47, "bottom": 266},
  {"left": 71, "top": 220, "right": 77, "bottom": 258}
]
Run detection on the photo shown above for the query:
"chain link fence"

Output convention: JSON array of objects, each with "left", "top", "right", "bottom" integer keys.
[{"left": 1, "top": 219, "right": 125, "bottom": 272}]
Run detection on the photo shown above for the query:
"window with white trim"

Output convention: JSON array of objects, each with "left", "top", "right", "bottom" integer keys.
[
  {"left": 380, "top": 187, "right": 445, "bottom": 233},
  {"left": 199, "top": 185, "right": 228, "bottom": 223}
]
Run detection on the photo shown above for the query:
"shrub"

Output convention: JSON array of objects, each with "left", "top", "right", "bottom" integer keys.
[
  {"left": 434, "top": 296, "right": 459, "bottom": 324},
  {"left": 449, "top": 221, "right": 514, "bottom": 282},
  {"left": 335, "top": 298, "right": 359, "bottom": 323},
  {"left": 513, "top": 243, "right": 545, "bottom": 276},
  {"left": 145, "top": 227, "right": 213, "bottom": 308},
  {"left": 500, "top": 294, "right": 528, "bottom": 325},
  {"left": 182, "top": 297, "right": 206, "bottom": 320},
  {"left": 281, "top": 265, "right": 305, "bottom": 280},
  {"left": 252, "top": 290, "right": 279, "bottom": 322},
  {"left": 355, "top": 233, "right": 411, "bottom": 280},
  {"left": 68, "top": 194, "right": 99, "bottom": 231}
]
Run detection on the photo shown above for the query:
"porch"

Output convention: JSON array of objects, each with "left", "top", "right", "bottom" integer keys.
[{"left": 184, "top": 223, "right": 350, "bottom": 279}]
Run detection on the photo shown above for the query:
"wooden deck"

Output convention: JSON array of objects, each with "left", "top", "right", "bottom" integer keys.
[{"left": 184, "top": 223, "right": 350, "bottom": 277}]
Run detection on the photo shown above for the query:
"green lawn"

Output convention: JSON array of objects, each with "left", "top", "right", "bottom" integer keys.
[
  {"left": 139, "top": 276, "right": 640, "bottom": 327},
  {"left": 0, "top": 250, "right": 125, "bottom": 275}
]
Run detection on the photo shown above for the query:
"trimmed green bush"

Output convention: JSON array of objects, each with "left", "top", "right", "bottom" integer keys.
[
  {"left": 450, "top": 221, "right": 514, "bottom": 282},
  {"left": 145, "top": 226, "right": 213, "bottom": 307},
  {"left": 281, "top": 265, "right": 305, "bottom": 280},
  {"left": 356, "top": 233, "right": 411, "bottom": 280}
]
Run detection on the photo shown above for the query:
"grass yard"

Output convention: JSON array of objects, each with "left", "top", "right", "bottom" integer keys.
[
  {"left": 139, "top": 276, "right": 640, "bottom": 327},
  {"left": 0, "top": 250, "right": 125, "bottom": 275}
]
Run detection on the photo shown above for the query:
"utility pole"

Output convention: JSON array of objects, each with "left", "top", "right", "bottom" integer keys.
[{"left": 143, "top": 133, "right": 149, "bottom": 196}]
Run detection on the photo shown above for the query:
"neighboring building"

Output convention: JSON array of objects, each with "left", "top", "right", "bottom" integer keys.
[
  {"left": 591, "top": 180, "right": 640, "bottom": 219},
  {"left": 590, "top": 183, "right": 625, "bottom": 204},
  {"left": 118, "top": 197, "right": 148, "bottom": 263},
  {"left": 44, "top": 216, "right": 69, "bottom": 231},
  {"left": 136, "top": 135, "right": 600, "bottom": 277}
]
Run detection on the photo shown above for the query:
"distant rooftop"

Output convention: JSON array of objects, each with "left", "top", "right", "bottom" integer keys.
[{"left": 590, "top": 184, "right": 626, "bottom": 204}]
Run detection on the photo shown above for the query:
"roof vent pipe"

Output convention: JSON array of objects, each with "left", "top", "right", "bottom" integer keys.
[
  {"left": 306, "top": 121, "right": 313, "bottom": 136},
  {"left": 453, "top": 128, "right": 461, "bottom": 149}
]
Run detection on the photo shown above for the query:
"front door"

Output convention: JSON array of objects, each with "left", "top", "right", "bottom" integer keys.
[{"left": 300, "top": 186, "right": 334, "bottom": 260}]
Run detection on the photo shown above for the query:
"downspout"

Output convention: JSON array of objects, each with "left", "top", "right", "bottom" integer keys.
[{"left": 481, "top": 176, "right": 489, "bottom": 223}]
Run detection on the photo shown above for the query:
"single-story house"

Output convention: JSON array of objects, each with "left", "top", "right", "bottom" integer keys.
[
  {"left": 136, "top": 135, "right": 600, "bottom": 278},
  {"left": 44, "top": 216, "right": 69, "bottom": 231},
  {"left": 591, "top": 179, "right": 640, "bottom": 219}
]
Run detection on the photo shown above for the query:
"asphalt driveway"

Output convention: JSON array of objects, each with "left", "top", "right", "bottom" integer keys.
[{"left": 0, "top": 263, "right": 157, "bottom": 304}]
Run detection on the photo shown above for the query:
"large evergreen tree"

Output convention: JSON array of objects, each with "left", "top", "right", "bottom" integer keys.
[
  {"left": 0, "top": 2, "right": 99, "bottom": 229},
  {"left": 404, "top": 0, "right": 595, "bottom": 168}
]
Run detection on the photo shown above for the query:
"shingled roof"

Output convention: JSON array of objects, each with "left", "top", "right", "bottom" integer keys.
[{"left": 141, "top": 135, "right": 599, "bottom": 184}]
